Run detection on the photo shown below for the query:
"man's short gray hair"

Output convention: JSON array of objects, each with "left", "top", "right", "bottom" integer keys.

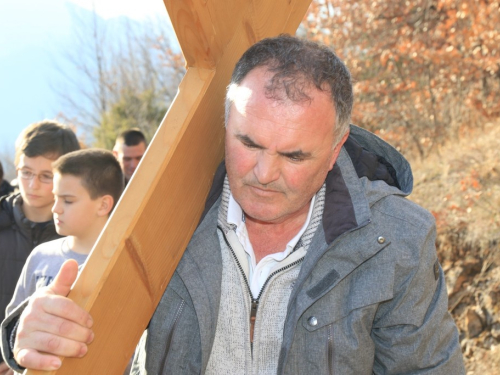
[{"left": 225, "top": 34, "right": 353, "bottom": 145}]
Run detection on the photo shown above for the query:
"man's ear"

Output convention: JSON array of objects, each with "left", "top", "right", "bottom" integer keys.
[
  {"left": 328, "top": 130, "right": 350, "bottom": 170},
  {"left": 97, "top": 195, "right": 114, "bottom": 217}
]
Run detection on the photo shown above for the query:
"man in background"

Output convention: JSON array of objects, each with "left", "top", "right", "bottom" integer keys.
[{"left": 112, "top": 129, "right": 148, "bottom": 185}]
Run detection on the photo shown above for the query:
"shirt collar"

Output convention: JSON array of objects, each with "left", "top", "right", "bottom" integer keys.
[{"left": 227, "top": 192, "right": 316, "bottom": 255}]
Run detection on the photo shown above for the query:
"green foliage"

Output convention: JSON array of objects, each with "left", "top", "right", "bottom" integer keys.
[{"left": 94, "top": 89, "right": 167, "bottom": 149}]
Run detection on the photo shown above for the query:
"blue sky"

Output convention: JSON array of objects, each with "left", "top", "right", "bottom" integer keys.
[{"left": 0, "top": 0, "right": 172, "bottom": 178}]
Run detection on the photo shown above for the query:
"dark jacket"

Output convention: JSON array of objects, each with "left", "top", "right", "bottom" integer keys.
[
  {"left": 0, "top": 180, "right": 14, "bottom": 198},
  {"left": 0, "top": 194, "right": 61, "bottom": 330}
]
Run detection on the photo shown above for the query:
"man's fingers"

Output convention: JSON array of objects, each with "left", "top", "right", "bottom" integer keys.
[
  {"left": 14, "top": 323, "right": 91, "bottom": 371},
  {"left": 26, "top": 258, "right": 93, "bottom": 329},
  {"left": 15, "top": 347, "right": 63, "bottom": 371},
  {"left": 35, "top": 294, "right": 93, "bottom": 329},
  {"left": 49, "top": 259, "right": 79, "bottom": 297},
  {"left": 16, "top": 330, "right": 88, "bottom": 361},
  {"left": 12, "top": 261, "right": 94, "bottom": 370},
  {"left": 17, "top": 293, "right": 94, "bottom": 367},
  {"left": 20, "top": 302, "right": 94, "bottom": 344}
]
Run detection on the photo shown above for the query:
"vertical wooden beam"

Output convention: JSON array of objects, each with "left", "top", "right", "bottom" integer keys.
[{"left": 25, "top": 0, "right": 312, "bottom": 374}]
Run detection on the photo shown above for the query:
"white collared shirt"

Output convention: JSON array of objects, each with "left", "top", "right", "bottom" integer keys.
[{"left": 227, "top": 192, "right": 315, "bottom": 298}]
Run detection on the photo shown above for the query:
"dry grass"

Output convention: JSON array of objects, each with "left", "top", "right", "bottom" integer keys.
[
  {"left": 406, "top": 121, "right": 500, "bottom": 374},
  {"left": 408, "top": 122, "right": 500, "bottom": 266}
]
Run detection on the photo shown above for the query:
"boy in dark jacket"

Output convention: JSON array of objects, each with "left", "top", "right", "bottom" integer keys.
[{"left": 0, "top": 120, "right": 79, "bottom": 372}]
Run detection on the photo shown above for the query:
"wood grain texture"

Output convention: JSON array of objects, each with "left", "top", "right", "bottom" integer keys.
[{"left": 25, "top": 0, "right": 312, "bottom": 373}]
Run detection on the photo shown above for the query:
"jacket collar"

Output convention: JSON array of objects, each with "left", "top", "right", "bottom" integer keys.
[
  {"left": 201, "top": 125, "right": 412, "bottom": 246},
  {"left": 289, "top": 125, "right": 412, "bottom": 305}
]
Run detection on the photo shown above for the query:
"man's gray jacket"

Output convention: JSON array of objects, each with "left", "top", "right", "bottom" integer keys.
[
  {"left": 129, "top": 125, "right": 464, "bottom": 374},
  {"left": 2, "top": 126, "right": 464, "bottom": 374}
]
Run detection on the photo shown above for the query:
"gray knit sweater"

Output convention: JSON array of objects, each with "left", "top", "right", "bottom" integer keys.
[{"left": 205, "top": 179, "right": 325, "bottom": 374}]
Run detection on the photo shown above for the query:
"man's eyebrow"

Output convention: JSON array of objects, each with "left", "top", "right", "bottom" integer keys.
[
  {"left": 235, "top": 134, "right": 264, "bottom": 149},
  {"left": 236, "top": 133, "right": 311, "bottom": 159},
  {"left": 279, "top": 150, "right": 312, "bottom": 159}
]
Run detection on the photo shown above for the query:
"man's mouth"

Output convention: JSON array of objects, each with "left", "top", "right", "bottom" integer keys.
[{"left": 249, "top": 185, "right": 280, "bottom": 196}]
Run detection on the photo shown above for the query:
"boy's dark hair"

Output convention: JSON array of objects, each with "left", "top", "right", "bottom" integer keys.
[
  {"left": 15, "top": 120, "right": 81, "bottom": 164},
  {"left": 0, "top": 161, "right": 4, "bottom": 181},
  {"left": 52, "top": 149, "right": 124, "bottom": 212},
  {"left": 115, "top": 128, "right": 147, "bottom": 147}
]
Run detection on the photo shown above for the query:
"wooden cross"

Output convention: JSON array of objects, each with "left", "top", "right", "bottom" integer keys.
[{"left": 26, "top": 0, "right": 312, "bottom": 373}]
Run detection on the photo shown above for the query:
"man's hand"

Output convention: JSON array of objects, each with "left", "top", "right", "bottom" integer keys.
[
  {"left": 0, "top": 361, "right": 14, "bottom": 375},
  {"left": 13, "top": 260, "right": 94, "bottom": 371}
]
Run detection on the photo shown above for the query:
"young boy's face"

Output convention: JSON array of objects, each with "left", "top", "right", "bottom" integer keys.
[
  {"left": 17, "top": 154, "right": 56, "bottom": 212},
  {"left": 51, "top": 173, "right": 104, "bottom": 237}
]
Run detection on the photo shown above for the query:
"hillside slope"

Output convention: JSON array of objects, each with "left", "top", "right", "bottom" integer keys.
[{"left": 409, "top": 122, "right": 500, "bottom": 374}]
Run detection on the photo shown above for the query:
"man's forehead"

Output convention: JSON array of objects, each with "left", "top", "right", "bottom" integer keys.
[
  {"left": 228, "top": 67, "right": 330, "bottom": 114},
  {"left": 228, "top": 66, "right": 273, "bottom": 110},
  {"left": 120, "top": 142, "right": 146, "bottom": 155},
  {"left": 227, "top": 82, "right": 304, "bottom": 121}
]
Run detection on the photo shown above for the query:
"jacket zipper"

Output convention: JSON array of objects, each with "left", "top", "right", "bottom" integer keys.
[
  {"left": 327, "top": 324, "right": 334, "bottom": 375},
  {"left": 219, "top": 227, "right": 304, "bottom": 346}
]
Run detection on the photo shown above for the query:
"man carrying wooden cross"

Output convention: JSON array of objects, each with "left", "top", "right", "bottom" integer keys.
[{"left": 3, "top": 35, "right": 465, "bottom": 374}]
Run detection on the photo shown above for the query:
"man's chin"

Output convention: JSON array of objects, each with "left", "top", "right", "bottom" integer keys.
[{"left": 241, "top": 206, "right": 285, "bottom": 224}]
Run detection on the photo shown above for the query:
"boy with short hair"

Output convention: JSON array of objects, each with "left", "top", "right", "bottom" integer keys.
[
  {"left": 5, "top": 149, "right": 124, "bottom": 315},
  {"left": 0, "top": 120, "right": 80, "bottom": 358}
]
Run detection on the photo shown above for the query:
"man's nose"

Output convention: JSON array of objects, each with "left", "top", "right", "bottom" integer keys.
[
  {"left": 131, "top": 158, "right": 140, "bottom": 171},
  {"left": 254, "top": 153, "right": 280, "bottom": 186}
]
